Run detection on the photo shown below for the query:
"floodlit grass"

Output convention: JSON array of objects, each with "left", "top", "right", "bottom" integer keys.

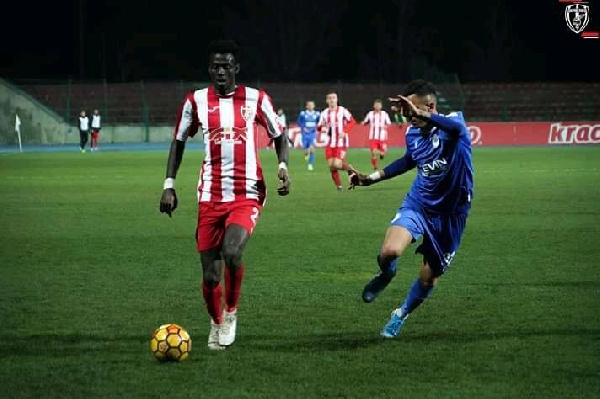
[{"left": 1, "top": 147, "right": 599, "bottom": 398}]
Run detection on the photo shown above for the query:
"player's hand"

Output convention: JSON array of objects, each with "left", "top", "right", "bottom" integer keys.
[
  {"left": 277, "top": 167, "right": 290, "bottom": 196},
  {"left": 348, "top": 167, "right": 372, "bottom": 189},
  {"left": 159, "top": 188, "right": 178, "bottom": 217},
  {"left": 389, "top": 95, "right": 419, "bottom": 119}
]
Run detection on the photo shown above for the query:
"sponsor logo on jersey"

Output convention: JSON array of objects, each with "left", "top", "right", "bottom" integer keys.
[
  {"left": 422, "top": 158, "right": 448, "bottom": 177},
  {"left": 548, "top": 122, "right": 600, "bottom": 144},
  {"left": 207, "top": 127, "right": 248, "bottom": 144}
]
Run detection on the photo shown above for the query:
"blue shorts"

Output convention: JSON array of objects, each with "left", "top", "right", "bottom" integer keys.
[
  {"left": 390, "top": 205, "right": 468, "bottom": 274},
  {"left": 302, "top": 133, "right": 316, "bottom": 149}
]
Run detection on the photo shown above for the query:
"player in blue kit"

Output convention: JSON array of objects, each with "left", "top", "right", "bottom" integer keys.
[
  {"left": 297, "top": 101, "right": 320, "bottom": 171},
  {"left": 349, "top": 80, "right": 474, "bottom": 338}
]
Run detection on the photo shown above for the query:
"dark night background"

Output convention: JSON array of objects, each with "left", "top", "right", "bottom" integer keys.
[{"left": 1, "top": 0, "right": 598, "bottom": 83}]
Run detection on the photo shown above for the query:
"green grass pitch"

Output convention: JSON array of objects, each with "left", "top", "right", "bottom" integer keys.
[{"left": 1, "top": 147, "right": 599, "bottom": 398}]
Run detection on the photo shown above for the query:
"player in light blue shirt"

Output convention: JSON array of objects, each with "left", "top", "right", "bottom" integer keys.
[
  {"left": 297, "top": 101, "right": 320, "bottom": 170},
  {"left": 349, "top": 80, "right": 474, "bottom": 338}
]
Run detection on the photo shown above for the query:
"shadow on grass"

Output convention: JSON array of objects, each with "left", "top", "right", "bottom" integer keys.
[
  {"left": 4, "top": 333, "right": 146, "bottom": 357},
  {"left": 468, "top": 281, "right": 597, "bottom": 289},
  {"left": 239, "top": 332, "right": 387, "bottom": 352},
  {"left": 6, "top": 327, "right": 599, "bottom": 357},
  {"left": 237, "top": 327, "right": 600, "bottom": 352}
]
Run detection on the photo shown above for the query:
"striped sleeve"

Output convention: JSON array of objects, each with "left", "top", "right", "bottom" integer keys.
[
  {"left": 174, "top": 92, "right": 199, "bottom": 141},
  {"left": 256, "top": 90, "right": 282, "bottom": 138},
  {"left": 317, "top": 109, "right": 326, "bottom": 131},
  {"left": 363, "top": 111, "right": 371, "bottom": 124},
  {"left": 383, "top": 111, "right": 392, "bottom": 125}
]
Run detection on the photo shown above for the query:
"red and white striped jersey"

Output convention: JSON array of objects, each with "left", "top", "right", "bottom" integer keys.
[
  {"left": 174, "top": 85, "right": 282, "bottom": 205},
  {"left": 363, "top": 110, "right": 392, "bottom": 141},
  {"left": 317, "top": 106, "right": 355, "bottom": 148}
]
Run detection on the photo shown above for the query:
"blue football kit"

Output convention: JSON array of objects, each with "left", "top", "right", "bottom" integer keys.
[
  {"left": 383, "top": 111, "right": 474, "bottom": 273},
  {"left": 297, "top": 110, "right": 320, "bottom": 149}
]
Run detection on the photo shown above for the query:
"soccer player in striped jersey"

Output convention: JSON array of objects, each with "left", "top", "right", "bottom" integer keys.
[
  {"left": 350, "top": 80, "right": 473, "bottom": 338},
  {"left": 362, "top": 99, "right": 392, "bottom": 170},
  {"left": 317, "top": 92, "right": 356, "bottom": 190},
  {"left": 159, "top": 40, "right": 290, "bottom": 350}
]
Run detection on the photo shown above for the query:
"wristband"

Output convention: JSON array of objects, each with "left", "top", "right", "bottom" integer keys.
[
  {"left": 163, "top": 177, "right": 175, "bottom": 190},
  {"left": 278, "top": 162, "right": 288, "bottom": 171},
  {"left": 368, "top": 171, "right": 381, "bottom": 181}
]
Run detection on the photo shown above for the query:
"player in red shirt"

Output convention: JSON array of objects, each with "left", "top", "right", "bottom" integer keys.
[
  {"left": 317, "top": 92, "right": 356, "bottom": 190},
  {"left": 159, "top": 40, "right": 290, "bottom": 350},
  {"left": 362, "top": 99, "right": 392, "bottom": 170}
]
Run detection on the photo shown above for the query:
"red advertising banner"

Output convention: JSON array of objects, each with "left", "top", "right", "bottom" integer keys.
[{"left": 256, "top": 121, "right": 600, "bottom": 148}]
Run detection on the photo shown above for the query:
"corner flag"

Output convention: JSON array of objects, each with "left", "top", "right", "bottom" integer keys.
[{"left": 15, "top": 114, "right": 22, "bottom": 153}]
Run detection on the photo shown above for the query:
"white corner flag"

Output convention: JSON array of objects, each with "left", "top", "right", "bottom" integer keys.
[{"left": 15, "top": 114, "right": 22, "bottom": 153}]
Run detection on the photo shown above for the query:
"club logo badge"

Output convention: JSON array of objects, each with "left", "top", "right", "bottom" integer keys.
[
  {"left": 565, "top": 3, "right": 590, "bottom": 34},
  {"left": 240, "top": 105, "right": 255, "bottom": 122}
]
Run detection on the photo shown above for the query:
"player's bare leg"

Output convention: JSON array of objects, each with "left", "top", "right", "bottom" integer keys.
[
  {"left": 200, "top": 249, "right": 226, "bottom": 350},
  {"left": 219, "top": 224, "right": 250, "bottom": 346},
  {"left": 329, "top": 158, "right": 353, "bottom": 191},
  {"left": 382, "top": 258, "right": 441, "bottom": 338},
  {"left": 370, "top": 148, "right": 380, "bottom": 170},
  {"left": 363, "top": 226, "right": 413, "bottom": 303}
]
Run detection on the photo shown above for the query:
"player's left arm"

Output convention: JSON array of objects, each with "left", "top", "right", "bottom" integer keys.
[{"left": 256, "top": 91, "right": 290, "bottom": 196}]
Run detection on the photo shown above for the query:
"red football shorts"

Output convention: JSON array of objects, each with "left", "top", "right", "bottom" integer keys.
[
  {"left": 196, "top": 199, "right": 262, "bottom": 251},
  {"left": 369, "top": 140, "right": 387, "bottom": 154},
  {"left": 91, "top": 129, "right": 100, "bottom": 139},
  {"left": 325, "top": 147, "right": 347, "bottom": 160}
]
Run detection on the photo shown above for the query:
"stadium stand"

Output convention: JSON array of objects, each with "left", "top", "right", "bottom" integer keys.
[{"left": 14, "top": 81, "right": 600, "bottom": 125}]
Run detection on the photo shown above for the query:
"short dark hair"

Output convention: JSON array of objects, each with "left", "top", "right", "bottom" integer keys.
[
  {"left": 403, "top": 79, "right": 438, "bottom": 97},
  {"left": 207, "top": 39, "right": 241, "bottom": 61},
  {"left": 374, "top": 99, "right": 382, "bottom": 103}
]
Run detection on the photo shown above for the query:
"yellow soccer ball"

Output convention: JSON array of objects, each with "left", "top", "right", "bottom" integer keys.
[{"left": 150, "top": 323, "right": 192, "bottom": 362}]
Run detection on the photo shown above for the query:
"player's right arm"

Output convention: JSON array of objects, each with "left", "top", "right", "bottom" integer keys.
[
  {"left": 297, "top": 111, "right": 305, "bottom": 133},
  {"left": 362, "top": 111, "right": 371, "bottom": 125},
  {"left": 159, "top": 93, "right": 200, "bottom": 217},
  {"left": 350, "top": 129, "right": 416, "bottom": 189},
  {"left": 350, "top": 153, "right": 416, "bottom": 188}
]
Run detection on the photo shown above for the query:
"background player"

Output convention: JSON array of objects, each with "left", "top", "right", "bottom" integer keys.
[
  {"left": 297, "top": 100, "right": 320, "bottom": 170},
  {"left": 90, "top": 109, "right": 101, "bottom": 151},
  {"left": 349, "top": 80, "right": 473, "bottom": 338},
  {"left": 159, "top": 40, "right": 290, "bottom": 350},
  {"left": 362, "top": 99, "right": 392, "bottom": 170},
  {"left": 317, "top": 92, "right": 355, "bottom": 190},
  {"left": 78, "top": 110, "right": 89, "bottom": 153}
]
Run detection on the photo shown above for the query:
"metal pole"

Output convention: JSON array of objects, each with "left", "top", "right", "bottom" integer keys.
[{"left": 140, "top": 81, "right": 149, "bottom": 143}]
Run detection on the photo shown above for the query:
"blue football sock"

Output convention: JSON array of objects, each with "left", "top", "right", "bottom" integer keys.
[
  {"left": 399, "top": 279, "right": 434, "bottom": 318},
  {"left": 377, "top": 254, "right": 397, "bottom": 278},
  {"left": 309, "top": 152, "right": 315, "bottom": 165}
]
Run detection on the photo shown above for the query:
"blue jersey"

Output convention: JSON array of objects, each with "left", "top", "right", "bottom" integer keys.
[
  {"left": 396, "top": 112, "right": 474, "bottom": 215},
  {"left": 297, "top": 110, "right": 320, "bottom": 136}
]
